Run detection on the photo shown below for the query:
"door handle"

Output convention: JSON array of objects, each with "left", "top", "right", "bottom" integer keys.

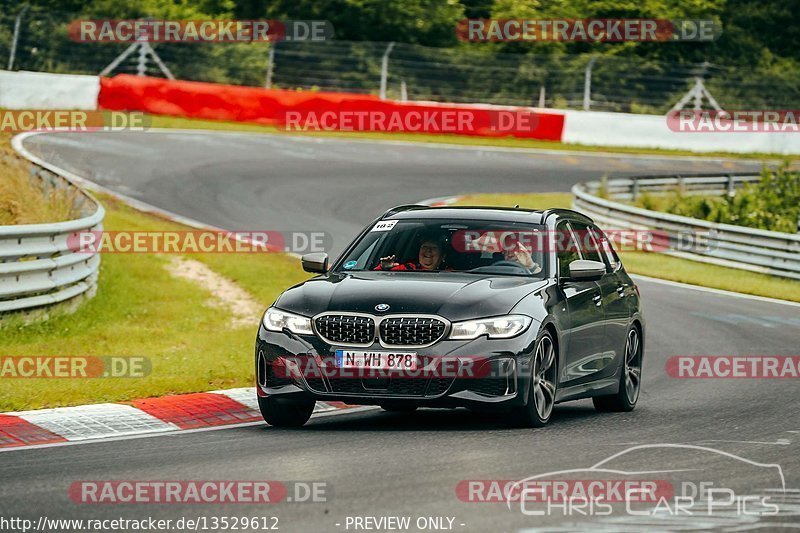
[
  {"left": 592, "top": 293, "right": 602, "bottom": 306},
  {"left": 616, "top": 285, "right": 626, "bottom": 297}
]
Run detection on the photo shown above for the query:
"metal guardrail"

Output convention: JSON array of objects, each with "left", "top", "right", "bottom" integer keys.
[
  {"left": 0, "top": 163, "right": 104, "bottom": 314},
  {"left": 572, "top": 173, "right": 800, "bottom": 280}
]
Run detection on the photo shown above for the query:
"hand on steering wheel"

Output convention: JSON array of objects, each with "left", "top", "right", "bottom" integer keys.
[{"left": 491, "top": 260, "right": 533, "bottom": 274}]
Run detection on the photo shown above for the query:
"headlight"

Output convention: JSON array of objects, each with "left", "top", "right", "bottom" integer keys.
[
  {"left": 262, "top": 307, "right": 313, "bottom": 335},
  {"left": 449, "top": 315, "right": 532, "bottom": 340}
]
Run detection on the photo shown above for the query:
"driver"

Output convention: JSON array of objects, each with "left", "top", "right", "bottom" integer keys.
[
  {"left": 375, "top": 235, "right": 447, "bottom": 271},
  {"left": 504, "top": 240, "right": 539, "bottom": 271},
  {"left": 473, "top": 231, "right": 541, "bottom": 273}
]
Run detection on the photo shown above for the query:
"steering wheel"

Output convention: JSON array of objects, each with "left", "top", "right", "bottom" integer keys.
[{"left": 489, "top": 260, "right": 533, "bottom": 274}]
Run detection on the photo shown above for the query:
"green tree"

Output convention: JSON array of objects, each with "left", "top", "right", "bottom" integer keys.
[{"left": 261, "top": 0, "right": 465, "bottom": 46}]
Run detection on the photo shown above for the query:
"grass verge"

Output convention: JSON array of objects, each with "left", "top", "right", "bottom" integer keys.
[
  {"left": 0, "top": 132, "right": 81, "bottom": 224},
  {"left": 0, "top": 193, "right": 309, "bottom": 412},
  {"left": 147, "top": 114, "right": 783, "bottom": 160},
  {"left": 454, "top": 192, "right": 800, "bottom": 303}
]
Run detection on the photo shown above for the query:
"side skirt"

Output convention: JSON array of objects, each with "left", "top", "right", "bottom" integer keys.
[{"left": 555, "top": 367, "right": 621, "bottom": 403}]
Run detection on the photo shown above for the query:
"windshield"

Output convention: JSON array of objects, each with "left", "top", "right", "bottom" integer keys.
[{"left": 336, "top": 219, "right": 548, "bottom": 277}]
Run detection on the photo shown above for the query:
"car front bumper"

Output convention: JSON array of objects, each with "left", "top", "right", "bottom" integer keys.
[{"left": 255, "top": 324, "right": 540, "bottom": 410}]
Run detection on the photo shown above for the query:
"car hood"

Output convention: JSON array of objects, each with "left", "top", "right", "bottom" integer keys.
[{"left": 275, "top": 271, "right": 549, "bottom": 321}]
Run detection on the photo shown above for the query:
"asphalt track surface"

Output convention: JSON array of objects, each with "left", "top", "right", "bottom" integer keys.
[{"left": 2, "top": 131, "right": 799, "bottom": 532}]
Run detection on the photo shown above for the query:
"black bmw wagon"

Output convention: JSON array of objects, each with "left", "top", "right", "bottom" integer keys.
[{"left": 255, "top": 206, "right": 644, "bottom": 427}]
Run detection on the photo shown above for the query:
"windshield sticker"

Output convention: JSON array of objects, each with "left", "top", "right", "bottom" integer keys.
[
  {"left": 370, "top": 220, "right": 398, "bottom": 232},
  {"left": 343, "top": 260, "right": 358, "bottom": 269}
]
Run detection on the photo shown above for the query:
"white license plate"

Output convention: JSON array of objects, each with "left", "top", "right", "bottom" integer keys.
[{"left": 334, "top": 350, "right": 418, "bottom": 370}]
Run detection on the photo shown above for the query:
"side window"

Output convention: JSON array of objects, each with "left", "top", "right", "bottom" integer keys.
[
  {"left": 594, "top": 227, "right": 621, "bottom": 271},
  {"left": 555, "top": 220, "right": 581, "bottom": 278},
  {"left": 570, "top": 221, "right": 603, "bottom": 264}
]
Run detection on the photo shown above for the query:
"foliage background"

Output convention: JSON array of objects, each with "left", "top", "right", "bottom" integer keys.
[
  {"left": 0, "top": 0, "right": 797, "bottom": 111},
  {"left": 636, "top": 165, "right": 800, "bottom": 232}
]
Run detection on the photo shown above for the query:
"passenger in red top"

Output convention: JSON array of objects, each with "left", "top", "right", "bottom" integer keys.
[{"left": 375, "top": 238, "right": 445, "bottom": 271}]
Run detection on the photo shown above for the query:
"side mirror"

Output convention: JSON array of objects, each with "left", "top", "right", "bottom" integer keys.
[
  {"left": 567, "top": 259, "right": 606, "bottom": 281},
  {"left": 301, "top": 252, "right": 328, "bottom": 273}
]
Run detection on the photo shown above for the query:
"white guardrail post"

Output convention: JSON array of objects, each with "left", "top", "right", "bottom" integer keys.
[
  {"left": 572, "top": 173, "right": 800, "bottom": 280},
  {"left": 0, "top": 163, "right": 104, "bottom": 315}
]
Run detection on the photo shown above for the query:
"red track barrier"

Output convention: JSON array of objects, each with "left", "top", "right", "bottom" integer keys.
[{"left": 100, "top": 75, "right": 565, "bottom": 141}]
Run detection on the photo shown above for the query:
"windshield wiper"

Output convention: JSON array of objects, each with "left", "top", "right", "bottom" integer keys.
[{"left": 459, "top": 268, "right": 535, "bottom": 277}]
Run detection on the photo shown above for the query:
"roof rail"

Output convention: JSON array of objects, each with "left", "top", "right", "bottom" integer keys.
[
  {"left": 540, "top": 208, "right": 594, "bottom": 223},
  {"left": 381, "top": 204, "right": 428, "bottom": 219}
]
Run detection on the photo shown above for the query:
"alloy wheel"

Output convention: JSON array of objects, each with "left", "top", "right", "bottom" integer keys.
[
  {"left": 624, "top": 328, "right": 642, "bottom": 404},
  {"left": 533, "top": 334, "right": 557, "bottom": 420}
]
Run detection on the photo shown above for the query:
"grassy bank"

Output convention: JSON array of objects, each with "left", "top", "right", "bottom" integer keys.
[
  {"left": 0, "top": 132, "right": 81, "bottom": 224},
  {"left": 454, "top": 192, "right": 800, "bottom": 303}
]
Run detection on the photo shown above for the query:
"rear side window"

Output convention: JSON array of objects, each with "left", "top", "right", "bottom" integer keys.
[
  {"left": 594, "top": 227, "right": 621, "bottom": 271},
  {"left": 570, "top": 221, "right": 603, "bottom": 264}
]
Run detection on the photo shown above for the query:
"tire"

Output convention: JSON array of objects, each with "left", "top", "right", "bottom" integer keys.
[
  {"left": 508, "top": 330, "right": 557, "bottom": 428},
  {"left": 258, "top": 395, "right": 315, "bottom": 427},
  {"left": 593, "top": 325, "right": 642, "bottom": 413},
  {"left": 381, "top": 403, "right": 418, "bottom": 413}
]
